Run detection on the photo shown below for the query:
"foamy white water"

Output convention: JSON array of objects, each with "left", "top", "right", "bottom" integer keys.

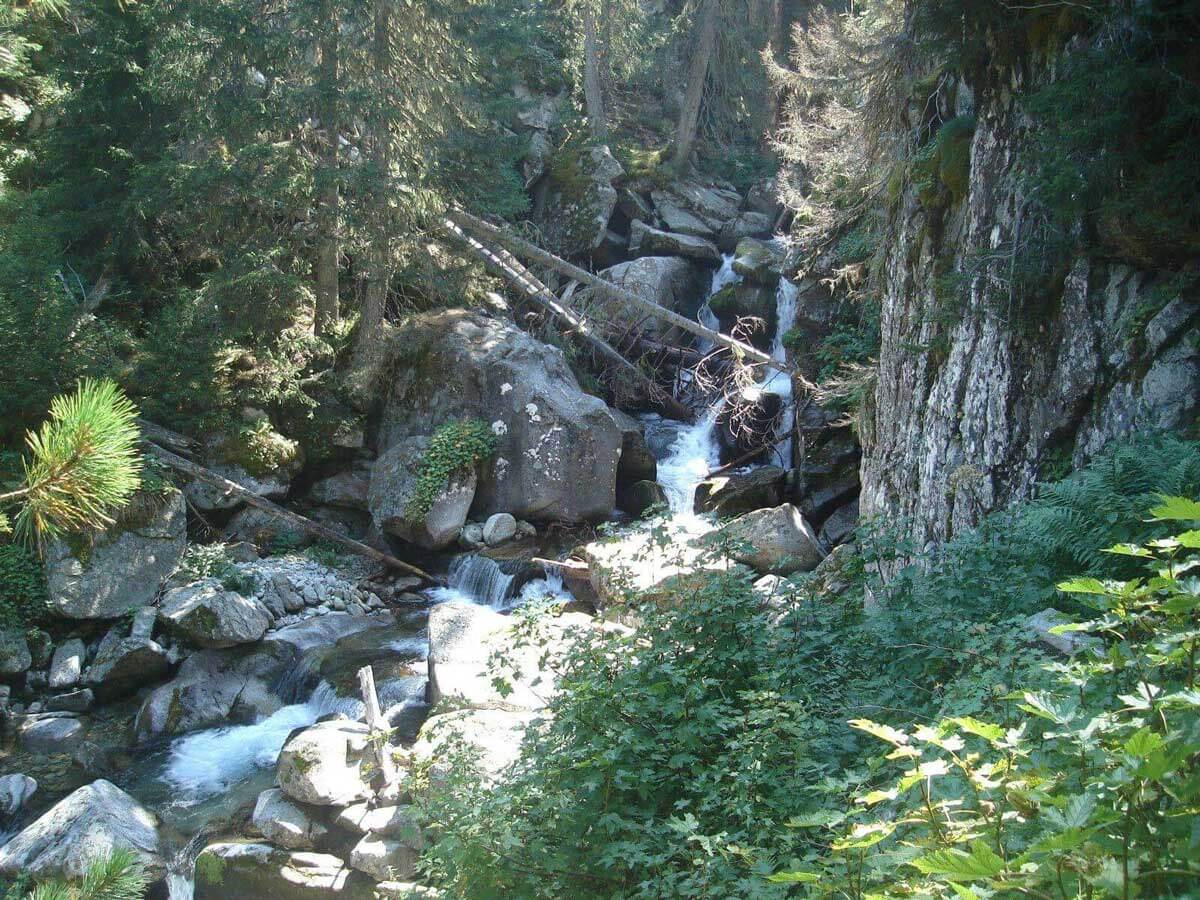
[{"left": 163, "top": 681, "right": 354, "bottom": 801}]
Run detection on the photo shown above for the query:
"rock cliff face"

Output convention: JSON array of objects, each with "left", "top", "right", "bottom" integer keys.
[{"left": 860, "top": 60, "right": 1200, "bottom": 551}]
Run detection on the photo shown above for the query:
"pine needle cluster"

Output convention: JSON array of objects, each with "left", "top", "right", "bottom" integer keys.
[{"left": 0, "top": 379, "right": 142, "bottom": 546}]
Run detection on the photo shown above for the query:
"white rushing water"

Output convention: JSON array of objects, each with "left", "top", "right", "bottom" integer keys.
[
  {"left": 649, "top": 257, "right": 801, "bottom": 516},
  {"left": 163, "top": 681, "right": 356, "bottom": 801}
]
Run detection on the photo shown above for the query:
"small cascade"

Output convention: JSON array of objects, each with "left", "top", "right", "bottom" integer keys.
[
  {"left": 427, "top": 554, "right": 517, "bottom": 609},
  {"left": 656, "top": 402, "right": 723, "bottom": 517},
  {"left": 162, "top": 679, "right": 351, "bottom": 802},
  {"left": 696, "top": 255, "right": 741, "bottom": 354}
]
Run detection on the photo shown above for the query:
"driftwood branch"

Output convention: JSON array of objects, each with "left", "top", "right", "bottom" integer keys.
[
  {"left": 441, "top": 217, "right": 693, "bottom": 422},
  {"left": 447, "top": 208, "right": 790, "bottom": 376},
  {"left": 358, "top": 665, "right": 400, "bottom": 785},
  {"left": 141, "top": 435, "right": 444, "bottom": 585}
]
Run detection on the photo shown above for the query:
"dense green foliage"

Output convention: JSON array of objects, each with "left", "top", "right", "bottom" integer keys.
[
  {"left": 421, "top": 437, "right": 1200, "bottom": 897},
  {"left": 0, "top": 542, "right": 48, "bottom": 632},
  {"left": 407, "top": 419, "right": 498, "bottom": 520},
  {"left": 785, "top": 500, "right": 1200, "bottom": 897}
]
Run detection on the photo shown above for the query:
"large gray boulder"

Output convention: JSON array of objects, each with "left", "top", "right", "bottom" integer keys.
[
  {"left": 428, "top": 602, "right": 590, "bottom": 711},
  {"left": 378, "top": 311, "right": 622, "bottom": 523},
  {"left": 694, "top": 466, "right": 787, "bottom": 517},
  {"left": 134, "top": 643, "right": 292, "bottom": 744},
  {"left": 159, "top": 580, "right": 272, "bottom": 649},
  {"left": 714, "top": 504, "right": 825, "bottom": 575},
  {"left": 718, "top": 211, "right": 774, "bottom": 252},
  {"left": 413, "top": 708, "right": 536, "bottom": 784},
  {"left": 194, "top": 842, "right": 374, "bottom": 900},
  {"left": 44, "top": 489, "right": 186, "bottom": 620},
  {"left": 277, "top": 719, "right": 374, "bottom": 807},
  {"left": 349, "top": 835, "right": 419, "bottom": 882},
  {"left": 0, "top": 630, "right": 31, "bottom": 677},
  {"left": 0, "top": 774, "right": 36, "bottom": 819},
  {"left": 536, "top": 145, "right": 624, "bottom": 256},
  {"left": 629, "top": 220, "right": 721, "bottom": 263},
  {"left": 184, "top": 427, "right": 303, "bottom": 512},
  {"left": 48, "top": 638, "right": 86, "bottom": 689},
  {"left": 588, "top": 256, "right": 706, "bottom": 345},
  {"left": 85, "top": 636, "right": 170, "bottom": 702},
  {"left": 651, "top": 180, "right": 742, "bottom": 234},
  {"left": 252, "top": 788, "right": 330, "bottom": 851},
  {"left": 16, "top": 713, "right": 86, "bottom": 753},
  {"left": 0, "top": 780, "right": 164, "bottom": 881},
  {"left": 369, "top": 435, "right": 476, "bottom": 551},
  {"left": 310, "top": 468, "right": 371, "bottom": 510},
  {"left": 731, "top": 237, "right": 783, "bottom": 284}
]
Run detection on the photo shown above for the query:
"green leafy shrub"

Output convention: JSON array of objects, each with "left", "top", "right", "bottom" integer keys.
[
  {"left": 407, "top": 420, "right": 497, "bottom": 520},
  {"left": 909, "top": 115, "right": 975, "bottom": 210},
  {"left": 177, "top": 543, "right": 256, "bottom": 595},
  {"left": 422, "top": 437, "right": 1200, "bottom": 898},
  {"left": 787, "top": 498, "right": 1200, "bottom": 897}
]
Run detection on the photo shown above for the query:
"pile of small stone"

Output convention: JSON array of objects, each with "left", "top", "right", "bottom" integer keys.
[
  {"left": 458, "top": 512, "right": 537, "bottom": 550},
  {"left": 241, "top": 556, "right": 388, "bottom": 630}
]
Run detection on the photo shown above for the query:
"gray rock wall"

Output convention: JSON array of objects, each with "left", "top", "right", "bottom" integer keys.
[{"left": 860, "top": 63, "right": 1199, "bottom": 553}]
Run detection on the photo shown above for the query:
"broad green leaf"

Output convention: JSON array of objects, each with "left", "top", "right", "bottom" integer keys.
[
  {"left": 950, "top": 717, "right": 1005, "bottom": 744},
  {"left": 949, "top": 883, "right": 983, "bottom": 900},
  {"left": 1123, "top": 726, "right": 1164, "bottom": 758},
  {"left": 1148, "top": 496, "right": 1200, "bottom": 522},
  {"left": 1104, "top": 543, "right": 1154, "bottom": 558},
  {"left": 1057, "top": 577, "right": 1109, "bottom": 595},
  {"left": 850, "top": 719, "right": 910, "bottom": 747},
  {"left": 766, "top": 871, "right": 821, "bottom": 884},
  {"left": 832, "top": 821, "right": 896, "bottom": 851},
  {"left": 911, "top": 841, "right": 1005, "bottom": 880}
]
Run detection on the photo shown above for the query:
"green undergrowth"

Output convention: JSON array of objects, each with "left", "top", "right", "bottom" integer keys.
[
  {"left": 0, "top": 542, "right": 48, "bottom": 632},
  {"left": 419, "top": 434, "right": 1200, "bottom": 898}
]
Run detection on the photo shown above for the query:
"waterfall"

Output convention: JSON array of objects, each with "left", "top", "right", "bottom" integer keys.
[
  {"left": 696, "top": 254, "right": 740, "bottom": 354},
  {"left": 427, "top": 554, "right": 517, "bottom": 609},
  {"left": 763, "top": 277, "right": 799, "bottom": 466}
]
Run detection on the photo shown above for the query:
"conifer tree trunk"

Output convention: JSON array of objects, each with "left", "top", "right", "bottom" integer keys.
[
  {"left": 672, "top": 0, "right": 719, "bottom": 170},
  {"left": 353, "top": 0, "right": 393, "bottom": 369},
  {"left": 582, "top": 1, "right": 608, "bottom": 141},
  {"left": 314, "top": 8, "right": 341, "bottom": 337}
]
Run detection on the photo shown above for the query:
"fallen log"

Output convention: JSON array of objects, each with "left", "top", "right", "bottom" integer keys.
[
  {"left": 447, "top": 208, "right": 792, "bottom": 378},
  {"left": 141, "top": 437, "right": 444, "bottom": 585},
  {"left": 441, "top": 217, "right": 693, "bottom": 422},
  {"left": 533, "top": 556, "right": 591, "bottom": 581}
]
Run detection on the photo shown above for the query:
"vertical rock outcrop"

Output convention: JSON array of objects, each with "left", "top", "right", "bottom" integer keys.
[{"left": 861, "top": 61, "right": 1199, "bottom": 552}]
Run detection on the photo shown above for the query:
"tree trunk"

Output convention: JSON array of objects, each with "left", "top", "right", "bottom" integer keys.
[
  {"left": 353, "top": 0, "right": 393, "bottom": 369},
  {"left": 582, "top": 1, "right": 608, "bottom": 141},
  {"left": 314, "top": 6, "right": 340, "bottom": 337},
  {"left": 672, "top": 0, "right": 719, "bottom": 170}
]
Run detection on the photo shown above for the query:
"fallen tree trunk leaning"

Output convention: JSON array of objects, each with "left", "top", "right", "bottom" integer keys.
[
  {"left": 446, "top": 208, "right": 793, "bottom": 378},
  {"left": 141, "top": 436, "right": 445, "bottom": 585},
  {"left": 441, "top": 217, "right": 693, "bottom": 422}
]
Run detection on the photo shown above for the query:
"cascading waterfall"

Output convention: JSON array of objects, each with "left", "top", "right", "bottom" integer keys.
[
  {"left": 427, "top": 554, "right": 517, "bottom": 608},
  {"left": 162, "top": 680, "right": 357, "bottom": 801},
  {"left": 762, "top": 277, "right": 799, "bottom": 466},
  {"left": 651, "top": 256, "right": 801, "bottom": 517}
]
